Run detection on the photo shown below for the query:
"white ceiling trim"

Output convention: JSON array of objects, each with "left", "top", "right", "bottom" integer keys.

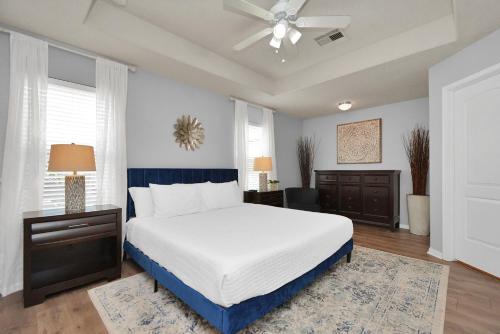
[
  {"left": 274, "top": 15, "right": 457, "bottom": 94},
  {"left": 86, "top": 0, "right": 274, "bottom": 93}
]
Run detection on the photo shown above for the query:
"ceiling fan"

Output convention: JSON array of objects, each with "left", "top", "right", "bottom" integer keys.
[{"left": 224, "top": 0, "right": 351, "bottom": 51}]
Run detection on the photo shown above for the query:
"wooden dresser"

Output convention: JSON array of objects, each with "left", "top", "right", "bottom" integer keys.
[
  {"left": 23, "top": 205, "right": 122, "bottom": 307},
  {"left": 315, "top": 170, "right": 400, "bottom": 231},
  {"left": 244, "top": 190, "right": 284, "bottom": 207}
]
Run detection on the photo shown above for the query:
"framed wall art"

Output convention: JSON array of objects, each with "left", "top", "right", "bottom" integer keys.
[{"left": 337, "top": 118, "right": 382, "bottom": 164}]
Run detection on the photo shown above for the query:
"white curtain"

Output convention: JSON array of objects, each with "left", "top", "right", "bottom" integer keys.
[
  {"left": 95, "top": 58, "right": 128, "bottom": 239},
  {"left": 0, "top": 33, "right": 48, "bottom": 296},
  {"left": 261, "top": 107, "right": 278, "bottom": 180},
  {"left": 233, "top": 100, "right": 249, "bottom": 191}
]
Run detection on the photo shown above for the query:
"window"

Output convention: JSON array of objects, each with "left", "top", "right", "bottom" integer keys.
[
  {"left": 247, "top": 124, "right": 263, "bottom": 190},
  {"left": 43, "top": 79, "right": 97, "bottom": 209}
]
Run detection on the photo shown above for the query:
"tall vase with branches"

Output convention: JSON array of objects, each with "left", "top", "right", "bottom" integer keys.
[
  {"left": 403, "top": 126, "right": 430, "bottom": 235},
  {"left": 297, "top": 136, "right": 316, "bottom": 188}
]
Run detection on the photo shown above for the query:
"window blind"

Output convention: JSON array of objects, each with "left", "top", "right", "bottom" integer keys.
[
  {"left": 247, "top": 124, "right": 263, "bottom": 190},
  {"left": 43, "top": 79, "right": 98, "bottom": 209}
]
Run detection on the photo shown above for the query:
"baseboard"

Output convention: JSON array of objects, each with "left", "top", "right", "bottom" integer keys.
[
  {"left": 427, "top": 247, "right": 443, "bottom": 259},
  {"left": 399, "top": 224, "right": 409, "bottom": 230}
]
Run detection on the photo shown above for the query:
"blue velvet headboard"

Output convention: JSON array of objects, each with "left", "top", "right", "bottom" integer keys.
[{"left": 127, "top": 168, "right": 238, "bottom": 220}]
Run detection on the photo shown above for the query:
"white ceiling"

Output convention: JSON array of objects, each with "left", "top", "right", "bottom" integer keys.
[{"left": 1, "top": 0, "right": 500, "bottom": 117}]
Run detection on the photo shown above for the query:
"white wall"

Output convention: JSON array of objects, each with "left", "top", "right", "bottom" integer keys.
[
  {"left": 429, "top": 28, "right": 500, "bottom": 253},
  {"left": 303, "top": 98, "right": 429, "bottom": 228}
]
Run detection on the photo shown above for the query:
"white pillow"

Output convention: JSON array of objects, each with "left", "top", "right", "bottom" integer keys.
[
  {"left": 149, "top": 183, "right": 203, "bottom": 218},
  {"left": 128, "top": 187, "right": 154, "bottom": 218},
  {"left": 199, "top": 181, "right": 242, "bottom": 211}
]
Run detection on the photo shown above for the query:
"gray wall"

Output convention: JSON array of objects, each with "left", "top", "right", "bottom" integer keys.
[
  {"left": 302, "top": 98, "right": 429, "bottom": 228},
  {"left": 0, "top": 33, "right": 302, "bottom": 188},
  {"left": 429, "top": 28, "right": 500, "bottom": 253}
]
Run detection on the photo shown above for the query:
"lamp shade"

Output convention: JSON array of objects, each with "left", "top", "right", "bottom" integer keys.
[
  {"left": 254, "top": 157, "right": 272, "bottom": 172},
  {"left": 48, "top": 144, "right": 96, "bottom": 172}
]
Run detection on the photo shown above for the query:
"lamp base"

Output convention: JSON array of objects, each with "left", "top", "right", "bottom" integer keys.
[
  {"left": 259, "top": 173, "right": 268, "bottom": 192},
  {"left": 65, "top": 175, "right": 85, "bottom": 212}
]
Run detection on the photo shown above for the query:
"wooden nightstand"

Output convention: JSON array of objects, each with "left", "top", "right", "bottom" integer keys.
[
  {"left": 244, "top": 190, "right": 284, "bottom": 207},
  {"left": 23, "top": 205, "right": 122, "bottom": 307}
]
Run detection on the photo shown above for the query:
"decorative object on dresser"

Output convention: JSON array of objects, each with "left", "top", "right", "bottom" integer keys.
[
  {"left": 244, "top": 190, "right": 284, "bottom": 207},
  {"left": 48, "top": 143, "right": 96, "bottom": 212},
  {"left": 268, "top": 179, "right": 280, "bottom": 191},
  {"left": 315, "top": 170, "right": 400, "bottom": 231},
  {"left": 337, "top": 118, "right": 382, "bottom": 164},
  {"left": 403, "top": 126, "right": 430, "bottom": 235},
  {"left": 23, "top": 205, "right": 122, "bottom": 307},
  {"left": 297, "top": 136, "right": 316, "bottom": 188},
  {"left": 285, "top": 188, "right": 321, "bottom": 212},
  {"left": 254, "top": 156, "right": 273, "bottom": 192},
  {"left": 173, "top": 115, "right": 205, "bottom": 151}
]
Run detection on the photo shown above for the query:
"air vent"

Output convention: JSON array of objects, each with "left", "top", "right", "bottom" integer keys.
[{"left": 315, "top": 29, "right": 345, "bottom": 46}]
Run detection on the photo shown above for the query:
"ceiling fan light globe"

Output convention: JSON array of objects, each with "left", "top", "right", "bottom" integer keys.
[
  {"left": 273, "top": 20, "right": 288, "bottom": 39},
  {"left": 269, "top": 36, "right": 282, "bottom": 49},
  {"left": 288, "top": 28, "right": 302, "bottom": 44}
]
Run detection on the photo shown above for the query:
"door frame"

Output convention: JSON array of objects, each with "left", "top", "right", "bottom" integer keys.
[{"left": 441, "top": 62, "right": 500, "bottom": 261}]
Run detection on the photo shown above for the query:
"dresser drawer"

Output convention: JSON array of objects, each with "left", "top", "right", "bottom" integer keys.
[
  {"left": 318, "top": 174, "right": 337, "bottom": 182},
  {"left": 339, "top": 185, "right": 362, "bottom": 212},
  {"left": 31, "top": 214, "right": 116, "bottom": 234},
  {"left": 363, "top": 186, "right": 389, "bottom": 217},
  {"left": 364, "top": 175, "right": 390, "bottom": 184},
  {"left": 339, "top": 175, "right": 361, "bottom": 183},
  {"left": 318, "top": 184, "right": 337, "bottom": 211}
]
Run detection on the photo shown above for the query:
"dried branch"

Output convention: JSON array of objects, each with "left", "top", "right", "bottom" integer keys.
[
  {"left": 403, "top": 126, "right": 429, "bottom": 196},
  {"left": 297, "top": 136, "right": 317, "bottom": 188}
]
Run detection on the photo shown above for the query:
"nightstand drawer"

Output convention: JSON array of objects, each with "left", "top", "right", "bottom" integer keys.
[
  {"left": 31, "top": 214, "right": 116, "bottom": 234},
  {"left": 31, "top": 223, "right": 116, "bottom": 247}
]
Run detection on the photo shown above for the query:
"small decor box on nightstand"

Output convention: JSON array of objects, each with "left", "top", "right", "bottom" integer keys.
[
  {"left": 23, "top": 205, "right": 122, "bottom": 307},
  {"left": 244, "top": 190, "right": 284, "bottom": 207}
]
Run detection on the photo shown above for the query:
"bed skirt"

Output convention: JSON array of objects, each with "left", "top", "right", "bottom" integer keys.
[{"left": 124, "top": 238, "right": 353, "bottom": 334}]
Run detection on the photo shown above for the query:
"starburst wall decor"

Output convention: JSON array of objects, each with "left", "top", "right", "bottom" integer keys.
[{"left": 173, "top": 115, "right": 205, "bottom": 151}]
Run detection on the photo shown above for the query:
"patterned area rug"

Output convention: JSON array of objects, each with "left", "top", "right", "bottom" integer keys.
[{"left": 88, "top": 246, "right": 449, "bottom": 334}]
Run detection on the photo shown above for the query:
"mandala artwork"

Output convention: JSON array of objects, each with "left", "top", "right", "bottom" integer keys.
[
  {"left": 337, "top": 118, "right": 382, "bottom": 163},
  {"left": 173, "top": 115, "right": 205, "bottom": 151}
]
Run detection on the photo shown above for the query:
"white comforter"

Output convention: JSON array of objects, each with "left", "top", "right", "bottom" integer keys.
[{"left": 126, "top": 203, "right": 353, "bottom": 307}]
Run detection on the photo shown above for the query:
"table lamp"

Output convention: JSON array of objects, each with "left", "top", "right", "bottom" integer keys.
[
  {"left": 48, "top": 143, "right": 96, "bottom": 212},
  {"left": 254, "top": 157, "right": 272, "bottom": 192}
]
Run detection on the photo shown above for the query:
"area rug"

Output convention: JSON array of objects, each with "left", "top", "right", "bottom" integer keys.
[{"left": 88, "top": 246, "right": 449, "bottom": 334}]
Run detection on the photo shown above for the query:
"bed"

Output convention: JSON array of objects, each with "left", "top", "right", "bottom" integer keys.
[{"left": 124, "top": 168, "right": 354, "bottom": 334}]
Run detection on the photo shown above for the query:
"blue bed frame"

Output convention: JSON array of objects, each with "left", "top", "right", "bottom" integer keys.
[{"left": 124, "top": 168, "right": 353, "bottom": 334}]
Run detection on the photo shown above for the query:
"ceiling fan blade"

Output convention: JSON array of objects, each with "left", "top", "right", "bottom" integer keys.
[
  {"left": 223, "top": 0, "right": 274, "bottom": 21},
  {"left": 295, "top": 16, "right": 351, "bottom": 29},
  {"left": 287, "top": 0, "right": 308, "bottom": 15},
  {"left": 233, "top": 28, "right": 273, "bottom": 51}
]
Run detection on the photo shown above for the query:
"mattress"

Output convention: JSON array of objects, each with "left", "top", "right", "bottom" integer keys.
[{"left": 126, "top": 204, "right": 353, "bottom": 307}]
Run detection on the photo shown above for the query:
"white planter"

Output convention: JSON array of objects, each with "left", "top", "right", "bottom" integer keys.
[{"left": 407, "top": 194, "right": 430, "bottom": 236}]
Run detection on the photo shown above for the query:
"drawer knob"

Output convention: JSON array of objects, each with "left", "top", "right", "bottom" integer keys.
[
  {"left": 373, "top": 198, "right": 378, "bottom": 203},
  {"left": 348, "top": 196, "right": 352, "bottom": 200}
]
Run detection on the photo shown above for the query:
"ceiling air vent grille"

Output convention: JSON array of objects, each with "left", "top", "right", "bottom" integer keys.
[{"left": 315, "top": 29, "right": 344, "bottom": 46}]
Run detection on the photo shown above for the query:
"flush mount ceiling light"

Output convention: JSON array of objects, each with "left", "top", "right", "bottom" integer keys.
[
  {"left": 338, "top": 101, "right": 352, "bottom": 111},
  {"left": 226, "top": 0, "right": 352, "bottom": 52}
]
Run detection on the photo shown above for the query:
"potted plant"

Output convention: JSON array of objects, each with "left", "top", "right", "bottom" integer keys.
[
  {"left": 403, "top": 126, "right": 430, "bottom": 235},
  {"left": 268, "top": 180, "right": 280, "bottom": 191}
]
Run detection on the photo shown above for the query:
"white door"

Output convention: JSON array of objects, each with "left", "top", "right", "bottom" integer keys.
[{"left": 453, "top": 72, "right": 500, "bottom": 277}]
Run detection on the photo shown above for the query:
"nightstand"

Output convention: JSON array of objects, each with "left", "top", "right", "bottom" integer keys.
[
  {"left": 244, "top": 190, "right": 284, "bottom": 207},
  {"left": 23, "top": 205, "right": 122, "bottom": 307}
]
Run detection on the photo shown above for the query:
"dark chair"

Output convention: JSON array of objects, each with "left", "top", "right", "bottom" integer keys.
[{"left": 285, "top": 187, "right": 321, "bottom": 212}]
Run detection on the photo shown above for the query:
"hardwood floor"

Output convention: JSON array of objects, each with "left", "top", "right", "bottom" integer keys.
[{"left": 1, "top": 224, "right": 499, "bottom": 334}]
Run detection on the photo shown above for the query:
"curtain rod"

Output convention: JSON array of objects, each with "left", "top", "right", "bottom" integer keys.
[
  {"left": 229, "top": 97, "right": 276, "bottom": 113},
  {"left": 0, "top": 25, "right": 136, "bottom": 72}
]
